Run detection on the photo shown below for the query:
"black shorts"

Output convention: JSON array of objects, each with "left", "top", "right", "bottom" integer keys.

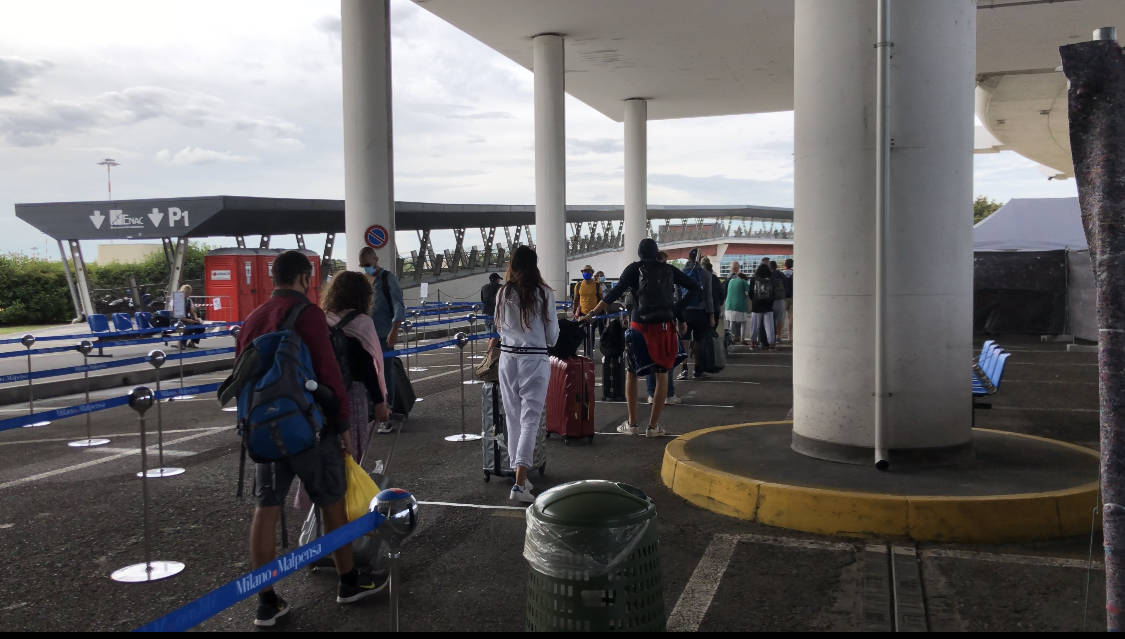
[
  {"left": 683, "top": 309, "right": 711, "bottom": 342},
  {"left": 255, "top": 434, "right": 346, "bottom": 508}
]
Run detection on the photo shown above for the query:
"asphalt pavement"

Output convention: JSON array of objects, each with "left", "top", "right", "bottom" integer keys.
[{"left": 0, "top": 333, "right": 1108, "bottom": 632}]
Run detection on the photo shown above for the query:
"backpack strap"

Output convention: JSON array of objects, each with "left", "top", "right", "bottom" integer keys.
[
  {"left": 338, "top": 309, "right": 363, "bottom": 330},
  {"left": 280, "top": 301, "right": 310, "bottom": 332},
  {"left": 379, "top": 270, "right": 393, "bottom": 311}
]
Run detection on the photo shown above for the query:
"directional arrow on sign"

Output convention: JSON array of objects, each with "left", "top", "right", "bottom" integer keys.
[
  {"left": 148, "top": 211, "right": 164, "bottom": 227},
  {"left": 89, "top": 211, "right": 106, "bottom": 229}
]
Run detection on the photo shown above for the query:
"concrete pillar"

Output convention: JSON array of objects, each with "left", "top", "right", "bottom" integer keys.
[
  {"left": 342, "top": 0, "right": 395, "bottom": 271},
  {"left": 533, "top": 33, "right": 567, "bottom": 294},
  {"left": 624, "top": 98, "right": 648, "bottom": 268},
  {"left": 791, "top": 0, "right": 976, "bottom": 464}
]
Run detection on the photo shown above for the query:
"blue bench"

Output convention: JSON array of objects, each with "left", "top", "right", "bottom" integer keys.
[{"left": 971, "top": 341, "right": 1010, "bottom": 427}]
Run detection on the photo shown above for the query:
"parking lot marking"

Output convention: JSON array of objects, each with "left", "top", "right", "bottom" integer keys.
[
  {"left": 667, "top": 533, "right": 739, "bottom": 632},
  {"left": 0, "top": 428, "right": 226, "bottom": 491},
  {"left": 91, "top": 447, "right": 196, "bottom": 457},
  {"left": 921, "top": 548, "right": 1104, "bottom": 571}
]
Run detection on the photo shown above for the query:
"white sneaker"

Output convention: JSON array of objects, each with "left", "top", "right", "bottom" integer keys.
[
  {"left": 509, "top": 484, "right": 536, "bottom": 504},
  {"left": 664, "top": 396, "right": 682, "bottom": 405},
  {"left": 646, "top": 395, "right": 654, "bottom": 404},
  {"left": 616, "top": 422, "right": 641, "bottom": 436},
  {"left": 645, "top": 424, "right": 668, "bottom": 438},
  {"left": 376, "top": 422, "right": 394, "bottom": 434},
  {"left": 520, "top": 478, "right": 534, "bottom": 492}
]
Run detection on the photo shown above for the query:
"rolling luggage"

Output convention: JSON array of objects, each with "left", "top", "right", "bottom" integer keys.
[
  {"left": 545, "top": 356, "right": 595, "bottom": 444},
  {"left": 387, "top": 356, "right": 416, "bottom": 415},
  {"left": 710, "top": 319, "right": 727, "bottom": 373},
  {"left": 481, "top": 382, "right": 546, "bottom": 481},
  {"left": 602, "top": 355, "right": 626, "bottom": 401}
]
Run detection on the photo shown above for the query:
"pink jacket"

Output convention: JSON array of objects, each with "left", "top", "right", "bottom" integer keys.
[{"left": 326, "top": 310, "right": 389, "bottom": 407}]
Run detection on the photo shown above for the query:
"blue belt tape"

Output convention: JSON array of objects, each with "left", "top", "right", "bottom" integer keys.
[
  {"left": 135, "top": 511, "right": 385, "bottom": 632},
  {"left": 0, "top": 322, "right": 242, "bottom": 345},
  {"left": 0, "top": 330, "right": 236, "bottom": 358},
  {"left": 410, "top": 315, "right": 478, "bottom": 329},
  {"left": 0, "top": 382, "right": 223, "bottom": 433},
  {"left": 0, "top": 347, "right": 234, "bottom": 385}
]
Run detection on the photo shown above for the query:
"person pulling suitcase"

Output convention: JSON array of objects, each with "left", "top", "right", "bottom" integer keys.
[{"left": 492, "top": 245, "right": 559, "bottom": 504}]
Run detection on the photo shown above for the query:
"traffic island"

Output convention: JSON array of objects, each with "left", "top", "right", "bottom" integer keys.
[{"left": 661, "top": 421, "right": 1100, "bottom": 542}]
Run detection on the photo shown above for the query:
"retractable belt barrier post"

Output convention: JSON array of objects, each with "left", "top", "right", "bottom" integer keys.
[
  {"left": 111, "top": 386, "right": 184, "bottom": 584},
  {"left": 21, "top": 335, "right": 50, "bottom": 428},
  {"left": 464, "top": 313, "right": 482, "bottom": 385},
  {"left": 443, "top": 333, "right": 480, "bottom": 444},
  {"left": 222, "top": 326, "right": 241, "bottom": 412},
  {"left": 169, "top": 322, "right": 195, "bottom": 401},
  {"left": 67, "top": 340, "right": 109, "bottom": 448},
  {"left": 143, "top": 350, "right": 184, "bottom": 478},
  {"left": 407, "top": 312, "right": 427, "bottom": 374}
]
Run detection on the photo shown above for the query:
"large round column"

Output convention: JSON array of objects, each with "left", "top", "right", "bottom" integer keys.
[
  {"left": 533, "top": 33, "right": 567, "bottom": 294},
  {"left": 624, "top": 98, "right": 648, "bottom": 266},
  {"left": 342, "top": 0, "right": 395, "bottom": 271},
  {"left": 791, "top": 0, "right": 976, "bottom": 464}
]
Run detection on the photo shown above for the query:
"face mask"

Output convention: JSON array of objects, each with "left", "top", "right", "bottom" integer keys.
[
  {"left": 363, "top": 265, "right": 377, "bottom": 276},
  {"left": 582, "top": 272, "right": 592, "bottom": 280}
]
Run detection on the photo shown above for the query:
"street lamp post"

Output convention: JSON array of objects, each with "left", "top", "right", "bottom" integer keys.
[{"left": 97, "top": 158, "right": 120, "bottom": 201}]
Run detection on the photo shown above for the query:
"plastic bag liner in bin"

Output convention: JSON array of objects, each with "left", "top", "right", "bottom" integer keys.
[{"left": 523, "top": 480, "right": 664, "bottom": 632}]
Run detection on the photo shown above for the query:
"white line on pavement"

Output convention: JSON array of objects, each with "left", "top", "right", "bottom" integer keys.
[
  {"left": 596, "top": 401, "right": 735, "bottom": 409},
  {"left": 667, "top": 534, "right": 739, "bottom": 632},
  {"left": 921, "top": 548, "right": 1104, "bottom": 571},
  {"left": 992, "top": 406, "right": 1099, "bottom": 414},
  {"left": 0, "top": 425, "right": 231, "bottom": 447},
  {"left": 91, "top": 447, "right": 196, "bottom": 458},
  {"left": 0, "top": 428, "right": 226, "bottom": 491}
]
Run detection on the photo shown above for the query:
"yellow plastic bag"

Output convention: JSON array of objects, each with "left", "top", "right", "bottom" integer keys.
[{"left": 344, "top": 454, "right": 380, "bottom": 522}]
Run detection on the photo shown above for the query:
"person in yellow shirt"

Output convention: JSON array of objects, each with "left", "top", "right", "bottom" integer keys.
[{"left": 573, "top": 265, "right": 604, "bottom": 353}]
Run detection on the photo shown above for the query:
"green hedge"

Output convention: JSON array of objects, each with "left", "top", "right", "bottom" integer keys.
[{"left": 0, "top": 243, "right": 210, "bottom": 326}]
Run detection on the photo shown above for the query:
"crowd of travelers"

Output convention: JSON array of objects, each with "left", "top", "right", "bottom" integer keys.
[{"left": 223, "top": 238, "right": 792, "bottom": 627}]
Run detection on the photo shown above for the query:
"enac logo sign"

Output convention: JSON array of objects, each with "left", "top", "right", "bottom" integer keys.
[{"left": 90, "top": 207, "right": 192, "bottom": 231}]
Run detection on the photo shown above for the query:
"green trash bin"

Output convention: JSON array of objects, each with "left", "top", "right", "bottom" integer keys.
[{"left": 524, "top": 480, "right": 664, "bottom": 632}]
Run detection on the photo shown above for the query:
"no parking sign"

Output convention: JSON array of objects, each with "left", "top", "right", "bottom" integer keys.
[{"left": 365, "top": 224, "right": 389, "bottom": 250}]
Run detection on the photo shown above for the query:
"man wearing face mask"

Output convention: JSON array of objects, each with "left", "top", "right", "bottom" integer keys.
[{"left": 358, "top": 247, "right": 405, "bottom": 354}]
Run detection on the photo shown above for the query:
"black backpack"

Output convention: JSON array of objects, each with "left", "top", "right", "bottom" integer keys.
[
  {"left": 599, "top": 318, "right": 626, "bottom": 357},
  {"left": 753, "top": 277, "right": 773, "bottom": 303},
  {"left": 328, "top": 310, "right": 364, "bottom": 387},
  {"left": 550, "top": 318, "right": 586, "bottom": 359},
  {"left": 636, "top": 262, "right": 675, "bottom": 323}
]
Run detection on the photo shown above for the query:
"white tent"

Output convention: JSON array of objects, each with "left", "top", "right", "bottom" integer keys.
[{"left": 973, "top": 197, "right": 1088, "bottom": 251}]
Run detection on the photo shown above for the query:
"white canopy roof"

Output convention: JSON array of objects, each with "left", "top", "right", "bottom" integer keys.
[{"left": 973, "top": 197, "right": 1089, "bottom": 252}]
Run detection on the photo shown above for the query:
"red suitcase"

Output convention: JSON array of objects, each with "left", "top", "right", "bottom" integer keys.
[{"left": 545, "top": 356, "right": 596, "bottom": 444}]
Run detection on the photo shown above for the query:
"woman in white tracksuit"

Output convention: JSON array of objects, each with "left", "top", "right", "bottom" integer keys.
[{"left": 493, "top": 245, "right": 559, "bottom": 504}]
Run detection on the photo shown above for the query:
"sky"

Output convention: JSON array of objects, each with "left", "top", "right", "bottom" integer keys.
[{"left": 0, "top": 0, "right": 1079, "bottom": 262}]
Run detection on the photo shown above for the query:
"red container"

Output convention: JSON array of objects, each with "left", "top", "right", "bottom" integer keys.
[
  {"left": 545, "top": 356, "right": 595, "bottom": 444},
  {"left": 204, "top": 248, "right": 322, "bottom": 322}
]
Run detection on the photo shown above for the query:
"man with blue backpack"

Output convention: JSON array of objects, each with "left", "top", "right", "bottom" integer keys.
[
  {"left": 228, "top": 250, "right": 384, "bottom": 627},
  {"left": 677, "top": 248, "right": 716, "bottom": 380}
]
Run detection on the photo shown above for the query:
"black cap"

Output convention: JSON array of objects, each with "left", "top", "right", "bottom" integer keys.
[{"left": 488, "top": 272, "right": 501, "bottom": 282}]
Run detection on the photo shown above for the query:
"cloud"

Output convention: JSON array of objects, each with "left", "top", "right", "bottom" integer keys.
[
  {"left": 0, "top": 84, "right": 302, "bottom": 146},
  {"left": 0, "top": 57, "right": 52, "bottom": 96},
  {"left": 155, "top": 147, "right": 256, "bottom": 166},
  {"left": 568, "top": 138, "right": 623, "bottom": 155},
  {"left": 649, "top": 173, "right": 793, "bottom": 206},
  {"left": 315, "top": 15, "right": 341, "bottom": 38}
]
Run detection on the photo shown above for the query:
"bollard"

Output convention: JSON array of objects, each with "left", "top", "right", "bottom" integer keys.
[
  {"left": 21, "top": 335, "right": 51, "bottom": 428},
  {"left": 141, "top": 350, "right": 184, "bottom": 478},
  {"left": 222, "top": 326, "right": 241, "bottom": 412},
  {"left": 464, "top": 314, "right": 483, "bottom": 385},
  {"left": 371, "top": 489, "right": 420, "bottom": 633},
  {"left": 111, "top": 387, "right": 185, "bottom": 583},
  {"left": 170, "top": 321, "right": 195, "bottom": 401},
  {"left": 444, "top": 333, "right": 481, "bottom": 442},
  {"left": 407, "top": 313, "right": 427, "bottom": 374},
  {"left": 67, "top": 340, "right": 109, "bottom": 447}
]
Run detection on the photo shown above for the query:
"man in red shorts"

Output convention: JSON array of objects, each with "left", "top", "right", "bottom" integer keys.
[{"left": 581, "top": 238, "right": 702, "bottom": 437}]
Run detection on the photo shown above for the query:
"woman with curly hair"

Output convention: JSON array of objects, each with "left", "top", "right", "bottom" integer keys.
[{"left": 321, "top": 270, "right": 390, "bottom": 463}]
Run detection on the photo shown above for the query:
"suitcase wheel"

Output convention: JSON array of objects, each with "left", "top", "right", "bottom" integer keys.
[{"left": 483, "top": 470, "right": 491, "bottom": 482}]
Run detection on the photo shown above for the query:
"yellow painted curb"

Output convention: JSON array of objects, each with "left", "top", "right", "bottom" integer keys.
[{"left": 660, "top": 421, "right": 1101, "bottom": 542}]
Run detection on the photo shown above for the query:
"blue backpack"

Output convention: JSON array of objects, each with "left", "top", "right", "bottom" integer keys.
[{"left": 224, "top": 302, "right": 326, "bottom": 464}]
